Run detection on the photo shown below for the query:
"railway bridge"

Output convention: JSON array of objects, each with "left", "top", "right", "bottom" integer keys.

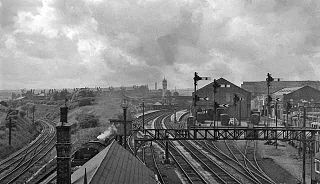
[
  {"left": 132, "top": 126, "right": 319, "bottom": 184},
  {"left": 134, "top": 127, "right": 318, "bottom": 142},
  {"left": 132, "top": 126, "right": 319, "bottom": 156}
]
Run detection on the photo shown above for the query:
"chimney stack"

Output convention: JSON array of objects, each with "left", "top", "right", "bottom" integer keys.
[
  {"left": 155, "top": 82, "right": 157, "bottom": 90},
  {"left": 56, "top": 106, "right": 71, "bottom": 184}
]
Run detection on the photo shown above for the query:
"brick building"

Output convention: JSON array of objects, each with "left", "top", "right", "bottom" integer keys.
[
  {"left": 195, "top": 78, "right": 251, "bottom": 120},
  {"left": 241, "top": 80, "right": 320, "bottom": 98}
]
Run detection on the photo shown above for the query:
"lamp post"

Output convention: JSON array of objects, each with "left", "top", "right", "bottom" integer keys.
[{"left": 121, "top": 99, "right": 128, "bottom": 149}]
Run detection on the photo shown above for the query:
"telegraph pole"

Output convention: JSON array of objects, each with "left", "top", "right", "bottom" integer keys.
[
  {"left": 193, "top": 72, "right": 210, "bottom": 123},
  {"left": 233, "top": 94, "right": 240, "bottom": 126},
  {"left": 123, "top": 107, "right": 127, "bottom": 149},
  {"left": 9, "top": 117, "right": 12, "bottom": 146},
  {"left": 193, "top": 72, "right": 199, "bottom": 122},
  {"left": 121, "top": 99, "right": 128, "bottom": 149},
  {"left": 302, "top": 106, "right": 306, "bottom": 184},
  {"left": 213, "top": 79, "right": 221, "bottom": 127},
  {"left": 266, "top": 73, "right": 274, "bottom": 126},
  {"left": 239, "top": 98, "right": 242, "bottom": 126},
  {"left": 142, "top": 101, "right": 145, "bottom": 130},
  {"left": 275, "top": 101, "right": 278, "bottom": 149},
  {"left": 286, "top": 102, "right": 292, "bottom": 127}
]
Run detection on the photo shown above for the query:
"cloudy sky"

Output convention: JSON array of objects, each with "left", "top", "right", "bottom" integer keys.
[{"left": 1, "top": 0, "right": 320, "bottom": 90}]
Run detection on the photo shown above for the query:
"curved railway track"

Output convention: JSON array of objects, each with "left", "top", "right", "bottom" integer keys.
[
  {"left": 163, "top": 115, "right": 247, "bottom": 184},
  {"left": 224, "top": 140, "right": 276, "bottom": 184},
  {"left": 244, "top": 141, "right": 275, "bottom": 183},
  {"left": 203, "top": 140, "right": 264, "bottom": 184},
  {"left": 128, "top": 112, "right": 170, "bottom": 183},
  {"left": 0, "top": 119, "right": 56, "bottom": 184},
  {"left": 163, "top": 111, "right": 277, "bottom": 184},
  {"left": 156, "top": 113, "right": 209, "bottom": 184}
]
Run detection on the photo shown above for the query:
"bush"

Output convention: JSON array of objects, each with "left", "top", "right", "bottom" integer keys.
[
  {"left": 76, "top": 114, "right": 99, "bottom": 129},
  {"left": 46, "top": 101, "right": 57, "bottom": 105},
  {"left": 78, "top": 97, "right": 94, "bottom": 107},
  {"left": 19, "top": 110, "right": 26, "bottom": 117}
]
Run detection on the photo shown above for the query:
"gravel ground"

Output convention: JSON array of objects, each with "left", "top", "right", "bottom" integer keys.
[{"left": 257, "top": 140, "right": 311, "bottom": 184}]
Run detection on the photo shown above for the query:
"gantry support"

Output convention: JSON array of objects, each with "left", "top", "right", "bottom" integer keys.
[{"left": 133, "top": 127, "right": 317, "bottom": 142}]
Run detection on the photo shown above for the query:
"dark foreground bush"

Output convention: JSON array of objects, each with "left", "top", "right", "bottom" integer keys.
[
  {"left": 19, "top": 110, "right": 26, "bottom": 118},
  {"left": 78, "top": 97, "right": 95, "bottom": 107},
  {"left": 76, "top": 114, "right": 99, "bottom": 129}
]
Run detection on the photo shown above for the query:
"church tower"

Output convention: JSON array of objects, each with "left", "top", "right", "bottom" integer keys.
[
  {"left": 162, "top": 77, "right": 168, "bottom": 103},
  {"left": 162, "top": 77, "right": 167, "bottom": 91}
]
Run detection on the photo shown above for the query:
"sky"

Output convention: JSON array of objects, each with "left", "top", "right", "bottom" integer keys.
[{"left": 1, "top": 0, "right": 320, "bottom": 90}]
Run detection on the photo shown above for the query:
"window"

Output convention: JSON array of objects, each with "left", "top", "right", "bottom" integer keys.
[
  {"left": 316, "top": 159, "right": 320, "bottom": 173},
  {"left": 220, "top": 84, "right": 225, "bottom": 87},
  {"left": 316, "top": 141, "right": 320, "bottom": 153},
  {"left": 226, "top": 84, "right": 231, "bottom": 87}
]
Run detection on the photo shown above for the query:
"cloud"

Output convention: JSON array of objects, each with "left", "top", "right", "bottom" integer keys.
[{"left": 1, "top": 0, "right": 320, "bottom": 89}]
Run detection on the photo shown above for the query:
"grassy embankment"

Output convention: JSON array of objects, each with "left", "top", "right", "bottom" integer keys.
[
  {"left": 68, "top": 92, "right": 124, "bottom": 150},
  {"left": 0, "top": 112, "right": 39, "bottom": 160}
]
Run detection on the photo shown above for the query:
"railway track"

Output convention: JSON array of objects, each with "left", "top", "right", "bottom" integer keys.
[
  {"left": 0, "top": 119, "right": 56, "bottom": 184},
  {"left": 162, "top": 115, "right": 246, "bottom": 183},
  {"left": 178, "top": 140, "right": 241, "bottom": 184},
  {"left": 155, "top": 113, "right": 210, "bottom": 184},
  {"left": 202, "top": 140, "right": 263, "bottom": 184},
  {"left": 133, "top": 110, "right": 274, "bottom": 184},
  {"left": 225, "top": 140, "right": 276, "bottom": 184},
  {"left": 144, "top": 144, "right": 165, "bottom": 184},
  {"left": 163, "top": 112, "right": 278, "bottom": 184},
  {"left": 128, "top": 110, "right": 168, "bottom": 162},
  {"left": 128, "top": 112, "right": 170, "bottom": 184},
  {"left": 244, "top": 141, "right": 275, "bottom": 183}
]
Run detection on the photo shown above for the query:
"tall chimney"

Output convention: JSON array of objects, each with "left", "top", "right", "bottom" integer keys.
[
  {"left": 155, "top": 82, "right": 157, "bottom": 90},
  {"left": 56, "top": 106, "right": 71, "bottom": 184}
]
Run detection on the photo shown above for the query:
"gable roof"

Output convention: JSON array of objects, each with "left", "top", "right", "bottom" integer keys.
[
  {"left": 71, "top": 141, "right": 156, "bottom": 184},
  {"left": 153, "top": 102, "right": 162, "bottom": 106},
  {"left": 272, "top": 86, "right": 303, "bottom": 96},
  {"left": 197, "top": 77, "right": 250, "bottom": 94},
  {"left": 285, "top": 85, "right": 320, "bottom": 96}
]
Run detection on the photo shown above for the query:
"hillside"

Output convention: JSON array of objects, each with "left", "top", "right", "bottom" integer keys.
[
  {"left": 0, "top": 113, "right": 40, "bottom": 160},
  {"left": 68, "top": 92, "right": 125, "bottom": 150}
]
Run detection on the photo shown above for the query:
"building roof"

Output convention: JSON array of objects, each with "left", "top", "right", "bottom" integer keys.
[
  {"left": 71, "top": 141, "right": 157, "bottom": 184},
  {"left": 197, "top": 77, "right": 251, "bottom": 95},
  {"left": 14, "top": 96, "right": 25, "bottom": 100},
  {"left": 37, "top": 93, "right": 46, "bottom": 97},
  {"left": 272, "top": 86, "right": 303, "bottom": 96},
  {"left": 284, "top": 86, "right": 320, "bottom": 98},
  {"left": 153, "top": 102, "right": 162, "bottom": 106}
]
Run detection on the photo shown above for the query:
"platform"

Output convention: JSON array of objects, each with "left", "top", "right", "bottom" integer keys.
[{"left": 71, "top": 140, "right": 157, "bottom": 184}]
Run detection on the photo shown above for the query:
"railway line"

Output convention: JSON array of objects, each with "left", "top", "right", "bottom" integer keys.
[
  {"left": 161, "top": 110, "right": 280, "bottom": 184},
  {"left": 156, "top": 114, "right": 208, "bottom": 184},
  {"left": 0, "top": 119, "right": 56, "bottom": 184},
  {"left": 162, "top": 115, "right": 245, "bottom": 183},
  {"left": 224, "top": 140, "right": 276, "bottom": 184},
  {"left": 244, "top": 141, "right": 272, "bottom": 182},
  {"left": 23, "top": 109, "right": 278, "bottom": 184},
  {"left": 203, "top": 140, "right": 268, "bottom": 184},
  {"left": 178, "top": 140, "right": 241, "bottom": 183}
]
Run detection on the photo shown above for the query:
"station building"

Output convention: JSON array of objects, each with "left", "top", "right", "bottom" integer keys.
[
  {"left": 241, "top": 80, "right": 320, "bottom": 98},
  {"left": 195, "top": 78, "right": 251, "bottom": 121},
  {"left": 283, "top": 86, "right": 320, "bottom": 109}
]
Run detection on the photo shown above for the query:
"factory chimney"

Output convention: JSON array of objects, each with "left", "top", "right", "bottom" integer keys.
[
  {"left": 155, "top": 82, "right": 157, "bottom": 90},
  {"left": 56, "top": 106, "right": 71, "bottom": 184}
]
